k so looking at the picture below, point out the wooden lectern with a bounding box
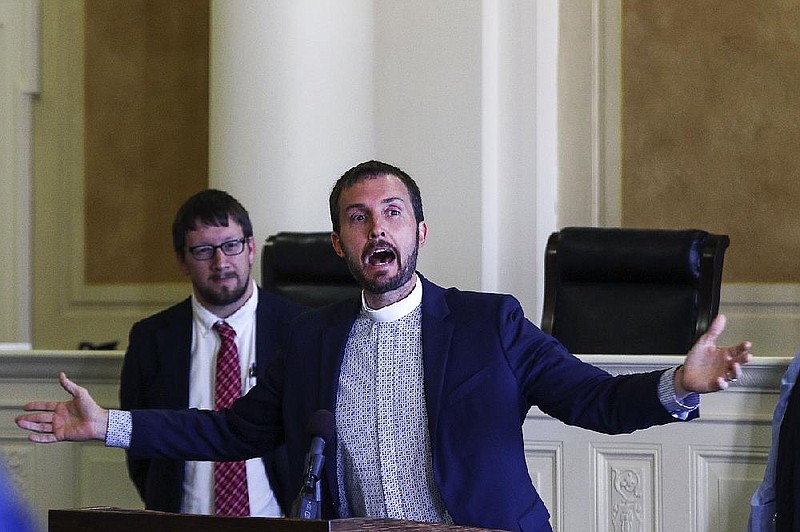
[48,507,507,532]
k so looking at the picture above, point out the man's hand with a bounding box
[676,314,753,395]
[15,372,109,443]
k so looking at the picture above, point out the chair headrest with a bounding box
[263,231,355,283]
[555,227,708,283]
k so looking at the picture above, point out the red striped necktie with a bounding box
[212,321,250,516]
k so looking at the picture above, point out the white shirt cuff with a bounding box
[658,366,700,420]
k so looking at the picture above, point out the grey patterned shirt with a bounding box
[334,279,451,522]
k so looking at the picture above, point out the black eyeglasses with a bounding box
[186,238,248,261]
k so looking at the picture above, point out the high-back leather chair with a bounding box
[540,227,729,354]
[262,231,361,308]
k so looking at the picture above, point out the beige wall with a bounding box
[0,0,35,347]
[32,1,192,350]
[621,0,800,284]
[83,0,209,285]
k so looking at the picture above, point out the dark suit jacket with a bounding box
[776,372,800,531]
[119,287,307,513]
[129,275,690,531]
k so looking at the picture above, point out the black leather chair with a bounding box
[261,231,361,307]
[540,227,729,354]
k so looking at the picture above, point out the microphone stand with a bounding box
[291,409,334,519]
[290,449,324,519]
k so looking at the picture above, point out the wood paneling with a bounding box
[84,0,209,284]
[33,1,194,349]
[621,1,800,282]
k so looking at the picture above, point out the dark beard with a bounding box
[196,277,248,307]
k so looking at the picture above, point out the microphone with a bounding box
[290,409,336,519]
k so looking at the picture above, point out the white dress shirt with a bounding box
[183,281,282,517]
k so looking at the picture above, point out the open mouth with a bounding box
[367,247,396,265]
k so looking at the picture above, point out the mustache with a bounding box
[209,272,238,281]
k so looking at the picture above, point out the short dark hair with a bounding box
[171,189,253,254]
[329,160,424,233]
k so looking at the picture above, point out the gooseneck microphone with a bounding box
[290,409,336,519]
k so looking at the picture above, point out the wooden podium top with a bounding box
[49,507,507,532]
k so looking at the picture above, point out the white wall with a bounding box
[210,1,560,320]
[373,1,484,293]
[209,0,376,239]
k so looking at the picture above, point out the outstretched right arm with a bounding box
[18,370,283,462]
[15,372,109,443]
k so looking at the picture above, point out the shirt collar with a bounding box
[362,276,423,322]
[191,279,258,335]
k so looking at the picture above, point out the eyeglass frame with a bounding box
[185,237,249,261]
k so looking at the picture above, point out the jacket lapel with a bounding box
[254,290,276,369]
[316,282,452,514]
[155,299,193,407]
[419,277,453,451]
[317,299,361,512]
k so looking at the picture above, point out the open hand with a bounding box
[676,314,752,394]
[15,372,109,443]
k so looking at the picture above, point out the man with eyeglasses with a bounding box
[118,189,307,518]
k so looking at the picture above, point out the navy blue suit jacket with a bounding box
[128,275,689,531]
[120,287,307,513]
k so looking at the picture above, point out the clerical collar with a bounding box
[362,277,423,322]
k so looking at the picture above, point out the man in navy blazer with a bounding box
[253,274,696,529]
[120,290,304,513]
[119,189,306,516]
[18,161,752,532]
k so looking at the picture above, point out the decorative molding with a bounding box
[0,349,782,529]
[0,350,123,383]
[0,0,36,344]
[611,467,645,530]
[32,1,191,349]
[595,445,659,532]
[595,0,622,227]
[575,354,788,392]
[0,349,140,528]
[523,355,788,428]
[1,443,35,502]
[692,446,770,531]
[524,440,563,532]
